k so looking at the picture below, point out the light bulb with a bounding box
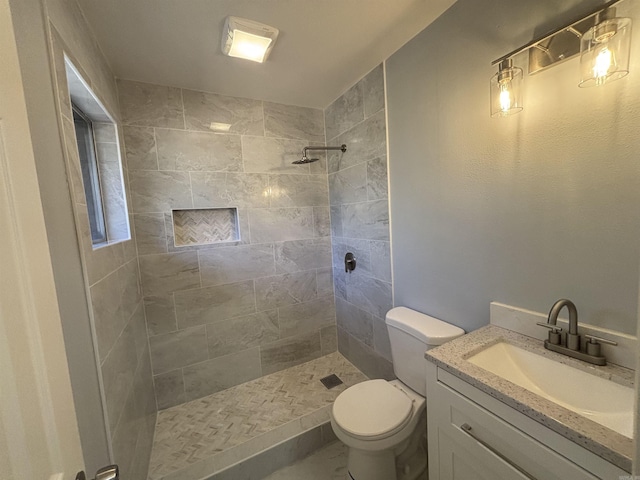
[499,84,512,112]
[593,47,612,85]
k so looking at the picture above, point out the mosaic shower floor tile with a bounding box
[147,352,367,480]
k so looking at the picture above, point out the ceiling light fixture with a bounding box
[490,0,632,117]
[221,16,279,63]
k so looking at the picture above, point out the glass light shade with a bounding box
[227,30,272,63]
[490,60,523,117]
[579,17,632,87]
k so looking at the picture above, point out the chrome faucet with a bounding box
[548,299,579,350]
[537,299,617,366]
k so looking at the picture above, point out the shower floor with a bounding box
[147,352,367,480]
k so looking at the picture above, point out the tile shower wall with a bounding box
[118,80,337,409]
[46,8,156,480]
[325,65,394,379]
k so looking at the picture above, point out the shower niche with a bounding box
[171,208,240,247]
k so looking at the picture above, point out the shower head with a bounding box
[292,144,347,165]
[292,156,319,165]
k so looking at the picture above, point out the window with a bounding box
[73,104,107,245]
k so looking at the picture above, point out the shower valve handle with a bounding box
[345,252,356,273]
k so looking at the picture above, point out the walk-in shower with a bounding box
[293,144,347,164]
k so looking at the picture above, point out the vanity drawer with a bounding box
[430,378,600,480]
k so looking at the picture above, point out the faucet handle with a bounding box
[584,334,617,346]
[536,322,562,345]
[584,334,617,357]
[536,322,562,333]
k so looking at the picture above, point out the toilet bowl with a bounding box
[331,307,464,480]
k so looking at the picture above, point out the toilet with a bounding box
[330,306,464,480]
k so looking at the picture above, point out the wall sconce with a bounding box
[579,8,632,87]
[490,59,523,117]
[490,0,632,117]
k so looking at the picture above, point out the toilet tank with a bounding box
[385,307,464,396]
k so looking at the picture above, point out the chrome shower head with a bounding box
[292,155,319,165]
[292,144,347,165]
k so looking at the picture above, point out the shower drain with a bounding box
[320,374,343,389]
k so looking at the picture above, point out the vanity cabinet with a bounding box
[426,362,628,480]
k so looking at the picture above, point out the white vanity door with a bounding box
[437,428,531,480]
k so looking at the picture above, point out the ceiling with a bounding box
[75,0,456,109]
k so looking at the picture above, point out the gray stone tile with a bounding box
[138,252,200,296]
[370,240,392,282]
[367,157,388,201]
[94,122,117,143]
[337,326,350,356]
[199,244,275,287]
[269,174,328,208]
[332,237,371,276]
[316,268,334,297]
[119,259,142,323]
[346,332,395,381]
[207,310,279,359]
[278,296,336,338]
[149,326,208,374]
[313,207,331,237]
[248,207,314,243]
[130,304,148,364]
[362,64,385,118]
[134,213,167,255]
[191,172,269,208]
[155,129,242,172]
[183,89,263,135]
[132,347,156,418]
[333,267,347,302]
[264,102,324,143]
[183,347,262,401]
[174,280,256,329]
[129,415,155,480]
[260,331,322,375]
[154,369,185,410]
[111,389,139,479]
[325,81,364,141]
[255,271,317,311]
[274,238,331,274]
[330,206,343,238]
[129,170,193,213]
[335,297,374,347]
[90,270,125,362]
[144,295,177,336]
[344,273,392,319]
[341,199,390,241]
[118,80,183,129]
[328,109,386,173]
[309,151,328,175]
[101,320,137,432]
[123,126,157,170]
[320,325,338,355]
[373,315,392,362]
[329,163,367,205]
[242,136,309,174]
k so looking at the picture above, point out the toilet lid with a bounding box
[332,380,413,439]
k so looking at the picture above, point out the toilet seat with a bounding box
[332,379,413,441]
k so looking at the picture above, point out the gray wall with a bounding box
[118,80,337,409]
[386,0,640,334]
[326,65,395,379]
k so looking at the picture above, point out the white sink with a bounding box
[467,341,634,438]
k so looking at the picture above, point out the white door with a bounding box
[0,0,86,478]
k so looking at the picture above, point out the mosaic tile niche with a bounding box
[172,208,240,247]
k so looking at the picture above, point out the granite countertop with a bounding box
[425,325,635,472]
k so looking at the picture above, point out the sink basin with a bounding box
[467,341,634,438]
